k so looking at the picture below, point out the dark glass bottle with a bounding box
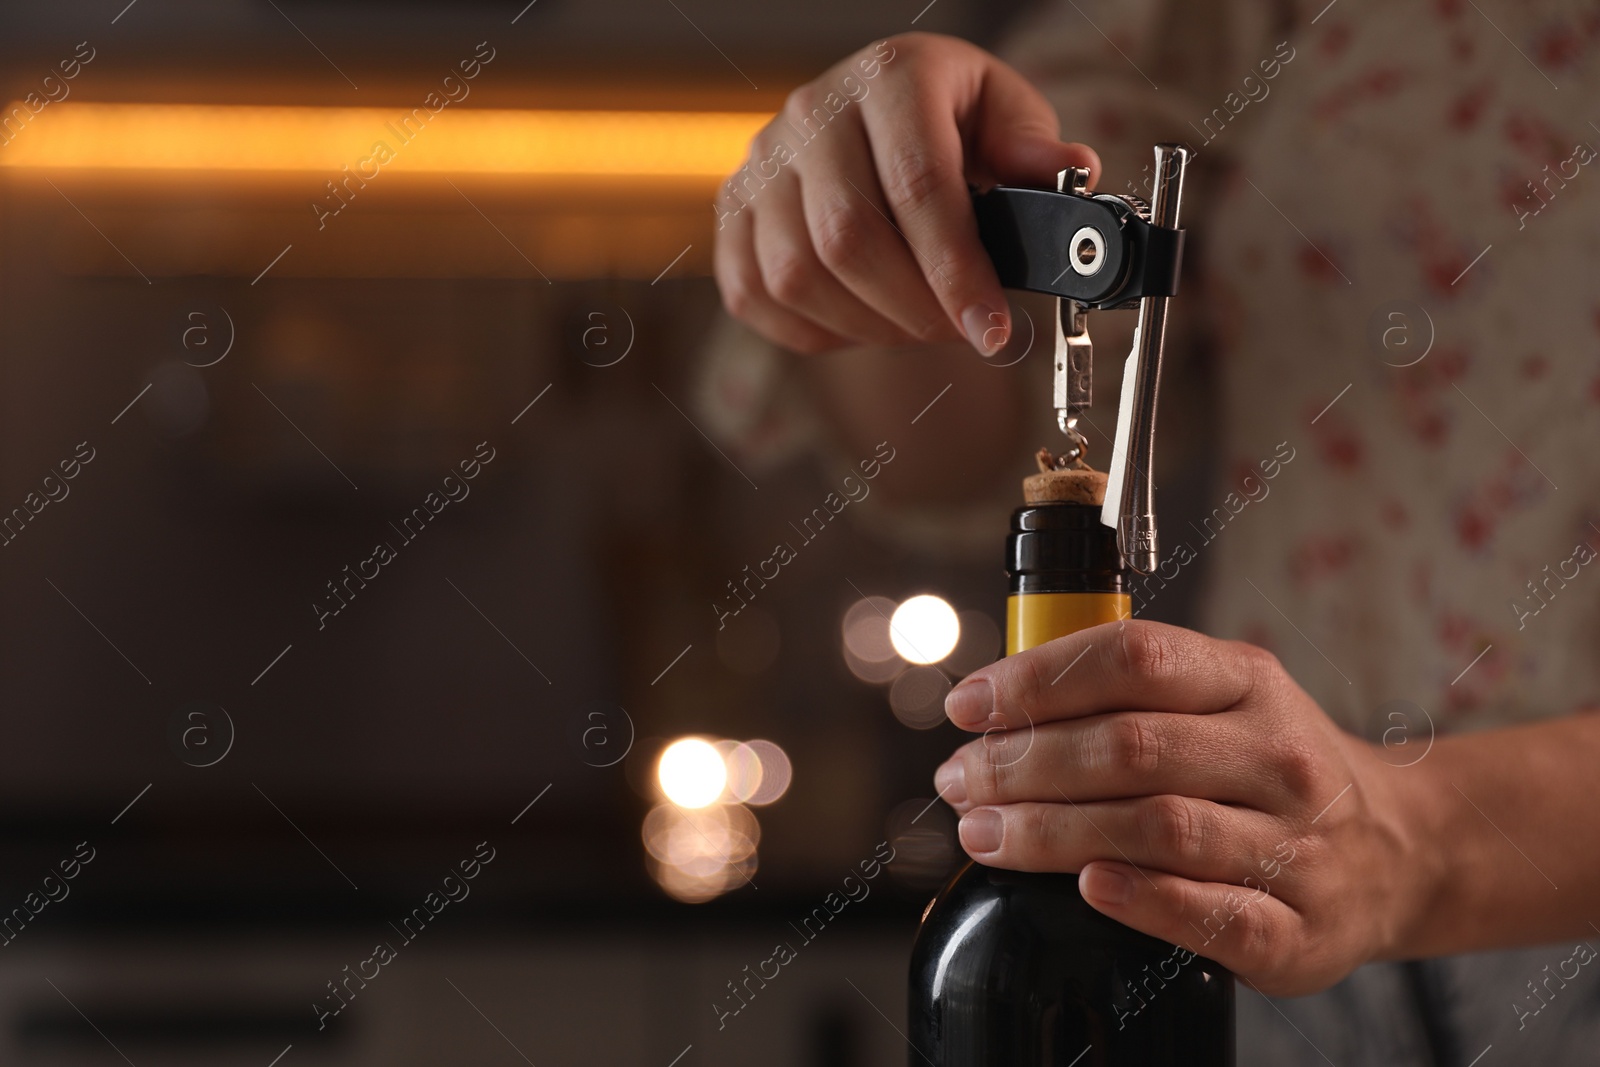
[907,501,1235,1066]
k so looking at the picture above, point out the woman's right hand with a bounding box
[712,32,1101,357]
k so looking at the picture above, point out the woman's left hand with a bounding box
[933,618,1431,996]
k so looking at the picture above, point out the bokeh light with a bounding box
[889,594,961,664]
[842,596,899,661]
[718,740,763,803]
[649,853,757,904]
[656,737,727,808]
[642,802,760,866]
[889,666,952,730]
[843,644,904,685]
[842,596,904,683]
[644,737,791,902]
[741,739,792,805]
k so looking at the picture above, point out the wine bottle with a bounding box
[907,478,1235,1065]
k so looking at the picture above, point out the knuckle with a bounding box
[879,32,919,59]
[1139,795,1206,863]
[716,274,751,321]
[743,125,774,171]
[715,258,757,321]
[1002,649,1054,723]
[1195,885,1266,962]
[862,33,919,74]
[1007,647,1049,698]
[1274,738,1321,799]
[1113,622,1178,682]
[966,737,1029,805]
[882,143,949,217]
[964,747,1003,804]
[1240,641,1282,675]
[760,246,814,306]
[1229,894,1278,969]
[1215,891,1254,946]
[1233,640,1282,697]
[1100,714,1162,776]
[811,196,872,271]
[1016,804,1058,864]
[781,84,822,125]
[730,125,782,193]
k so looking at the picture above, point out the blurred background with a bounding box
[0,2,1212,1064]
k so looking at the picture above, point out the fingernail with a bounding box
[934,759,967,806]
[962,304,1005,355]
[1080,864,1133,906]
[944,678,993,728]
[959,809,1003,854]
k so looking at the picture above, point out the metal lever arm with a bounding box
[1104,143,1192,575]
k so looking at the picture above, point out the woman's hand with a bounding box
[933,619,1433,997]
[713,32,1100,356]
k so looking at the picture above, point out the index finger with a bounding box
[861,53,1097,354]
[943,620,1260,732]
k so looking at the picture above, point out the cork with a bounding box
[1023,467,1108,505]
[1023,446,1108,505]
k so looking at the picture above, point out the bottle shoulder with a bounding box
[907,863,1236,1064]
[912,862,1179,960]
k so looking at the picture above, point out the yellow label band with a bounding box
[1006,592,1132,655]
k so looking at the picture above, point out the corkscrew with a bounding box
[972,143,1192,575]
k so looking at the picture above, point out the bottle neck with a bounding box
[1005,503,1130,655]
[1006,592,1131,655]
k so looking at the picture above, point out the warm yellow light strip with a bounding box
[0,103,767,176]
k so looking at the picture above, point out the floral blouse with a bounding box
[1002,0,1600,1061]
[1002,0,1600,740]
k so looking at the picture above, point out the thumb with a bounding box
[968,63,1102,189]
[982,134,1102,192]
[1078,860,1297,992]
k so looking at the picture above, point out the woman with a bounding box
[710,3,1600,1062]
